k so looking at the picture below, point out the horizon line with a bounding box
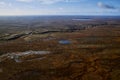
[0,14,120,17]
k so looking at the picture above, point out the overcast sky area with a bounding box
[0,0,120,16]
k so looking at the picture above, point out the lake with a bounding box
[72,18,92,21]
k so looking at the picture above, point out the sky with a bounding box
[0,0,120,16]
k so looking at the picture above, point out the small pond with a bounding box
[59,40,71,45]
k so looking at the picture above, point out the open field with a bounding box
[0,16,120,80]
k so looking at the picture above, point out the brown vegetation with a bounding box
[0,19,120,80]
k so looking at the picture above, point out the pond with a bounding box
[59,40,71,45]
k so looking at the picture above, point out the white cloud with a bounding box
[17,0,33,2]
[97,2,116,9]
[38,0,64,4]
[16,0,65,4]
[59,7,63,10]
[0,2,7,7]
[0,1,12,8]
[16,0,82,4]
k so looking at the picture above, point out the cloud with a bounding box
[0,2,12,8]
[38,0,64,4]
[16,0,67,4]
[97,2,116,9]
[17,0,33,2]
[16,0,83,4]
[59,7,63,10]
[0,2,7,7]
